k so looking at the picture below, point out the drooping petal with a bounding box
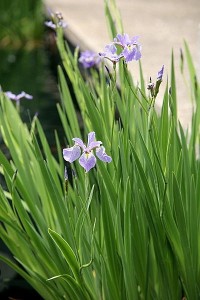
[96,146,112,163]
[99,44,122,63]
[122,47,136,62]
[44,21,56,29]
[63,145,81,163]
[45,18,67,30]
[105,44,117,54]
[122,45,141,62]
[79,152,96,172]
[134,45,142,60]
[19,91,33,100]
[5,91,33,101]
[5,91,17,100]
[72,138,86,150]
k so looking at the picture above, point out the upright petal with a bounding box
[96,146,112,163]
[87,132,96,145]
[87,141,102,151]
[63,145,81,163]
[87,132,102,151]
[79,152,96,172]
[115,33,131,47]
[72,138,86,150]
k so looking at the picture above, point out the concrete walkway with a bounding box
[45,0,200,127]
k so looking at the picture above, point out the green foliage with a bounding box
[0,1,200,299]
[0,0,44,49]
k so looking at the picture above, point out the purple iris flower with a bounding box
[99,44,123,63]
[45,21,56,29]
[114,33,141,62]
[79,50,101,68]
[63,132,112,172]
[114,33,138,47]
[45,20,67,29]
[147,65,164,98]
[45,12,67,30]
[157,65,164,81]
[5,91,33,102]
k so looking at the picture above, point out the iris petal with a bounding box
[87,132,96,146]
[87,141,102,151]
[72,138,86,150]
[79,152,96,172]
[79,51,100,69]
[63,145,81,163]
[157,65,164,81]
[96,146,112,163]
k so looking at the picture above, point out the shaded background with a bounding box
[0,0,62,146]
[0,1,62,298]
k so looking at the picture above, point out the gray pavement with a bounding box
[45,0,200,128]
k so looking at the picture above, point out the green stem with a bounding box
[123,62,148,114]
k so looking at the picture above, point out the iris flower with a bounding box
[79,50,101,68]
[63,132,112,172]
[99,34,141,64]
[147,65,164,98]
[157,65,164,81]
[45,20,67,29]
[45,12,67,30]
[114,34,141,62]
[5,91,33,102]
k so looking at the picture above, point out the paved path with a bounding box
[45,0,200,127]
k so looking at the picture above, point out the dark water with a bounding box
[0,31,65,298]
[0,0,69,295]
[0,34,64,149]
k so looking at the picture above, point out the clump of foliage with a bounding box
[0,1,199,299]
